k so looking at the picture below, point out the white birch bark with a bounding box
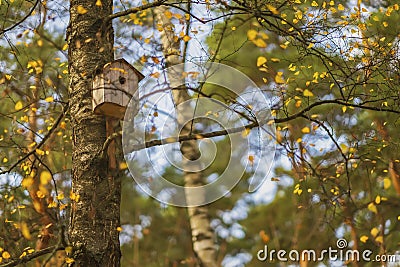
[154,6,218,267]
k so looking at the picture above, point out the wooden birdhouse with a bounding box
[92,58,144,119]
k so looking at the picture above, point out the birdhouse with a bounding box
[92,58,144,119]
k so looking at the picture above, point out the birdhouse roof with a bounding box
[105,58,145,81]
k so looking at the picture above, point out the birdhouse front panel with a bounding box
[92,58,143,119]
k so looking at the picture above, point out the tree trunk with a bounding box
[67,0,121,265]
[154,6,218,267]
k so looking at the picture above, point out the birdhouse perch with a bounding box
[92,58,144,119]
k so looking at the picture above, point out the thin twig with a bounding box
[0,103,69,175]
[0,0,40,36]
[0,246,64,267]
[106,0,166,23]
[126,99,400,151]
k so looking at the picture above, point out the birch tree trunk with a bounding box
[154,6,218,267]
[67,0,121,265]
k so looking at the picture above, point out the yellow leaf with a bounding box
[342,106,347,113]
[183,35,191,42]
[70,191,80,202]
[307,43,314,49]
[257,56,267,67]
[2,251,10,259]
[375,236,383,243]
[303,89,314,97]
[247,29,258,41]
[15,101,23,111]
[62,43,68,50]
[259,230,270,243]
[45,96,54,102]
[20,115,28,123]
[275,72,285,84]
[360,235,368,243]
[266,4,279,14]
[40,171,52,185]
[164,10,172,19]
[311,1,318,7]
[370,227,379,237]
[383,178,391,189]
[368,202,377,214]
[56,192,64,200]
[116,226,122,232]
[20,222,31,240]
[241,128,251,137]
[174,13,182,19]
[36,190,46,199]
[375,195,381,204]
[253,38,267,48]
[119,162,128,170]
[271,58,280,62]
[259,32,269,40]
[76,5,87,15]
[338,4,345,10]
[37,39,43,47]
[77,5,88,14]
[36,149,45,156]
[297,189,303,195]
[301,127,310,133]
[150,72,160,78]
[248,155,254,164]
[65,257,75,264]
[65,246,73,254]
[95,0,101,6]
[22,177,34,188]
[2,157,8,163]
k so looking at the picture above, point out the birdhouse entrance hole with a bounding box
[119,76,126,85]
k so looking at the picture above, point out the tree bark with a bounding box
[67,0,120,265]
[154,6,218,267]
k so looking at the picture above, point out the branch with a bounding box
[166,3,246,24]
[130,122,258,151]
[106,0,167,23]
[0,246,64,267]
[128,99,399,151]
[275,99,400,124]
[164,3,206,24]
[0,0,40,36]
[0,103,69,175]
[101,131,121,157]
